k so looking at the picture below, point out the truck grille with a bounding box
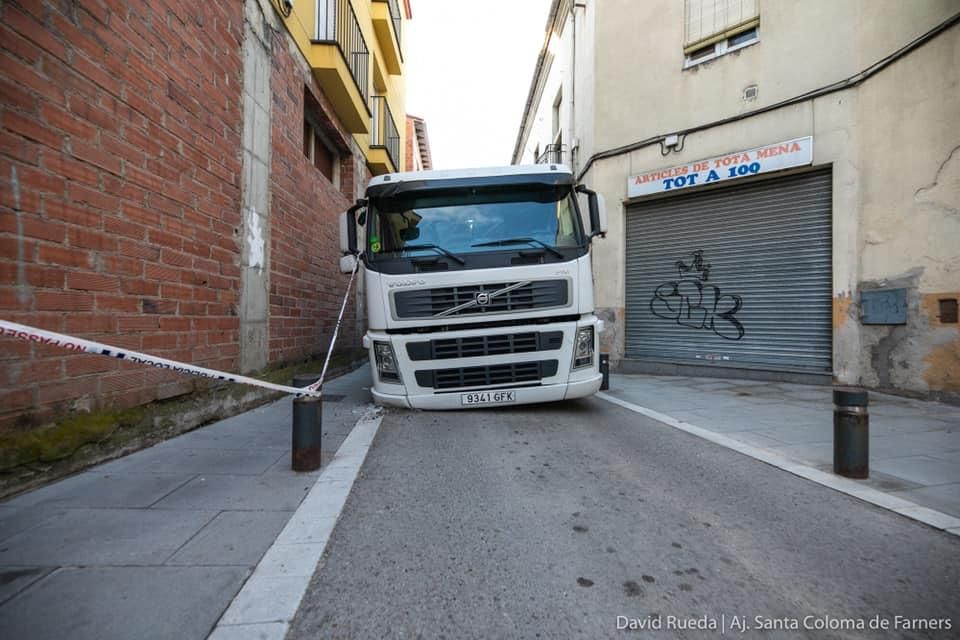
[394,279,568,319]
[406,331,563,361]
[415,360,559,390]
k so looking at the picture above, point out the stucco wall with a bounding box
[515,1,597,171]
[852,29,959,397]
[588,0,957,158]
[517,0,959,399]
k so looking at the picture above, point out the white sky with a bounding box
[405,0,553,169]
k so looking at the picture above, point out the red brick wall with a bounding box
[267,29,365,365]
[0,1,364,428]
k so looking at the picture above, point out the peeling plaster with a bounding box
[596,306,625,361]
[832,291,857,384]
[245,206,265,272]
[856,268,960,397]
[870,324,910,390]
[858,269,924,392]
[923,333,960,396]
[861,267,924,292]
[920,292,960,396]
[832,292,853,330]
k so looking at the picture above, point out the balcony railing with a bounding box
[316,0,370,104]
[536,143,566,165]
[371,95,400,171]
[374,0,402,49]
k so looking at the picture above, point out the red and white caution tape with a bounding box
[315,254,360,392]
[1,255,362,398]
[0,319,322,398]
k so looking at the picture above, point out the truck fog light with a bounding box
[374,341,401,382]
[572,327,595,369]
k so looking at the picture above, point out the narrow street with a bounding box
[2,2,958,640]
[286,398,960,639]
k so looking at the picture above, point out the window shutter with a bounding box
[314,132,335,180]
[684,0,759,53]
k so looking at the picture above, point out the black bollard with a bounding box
[599,353,610,391]
[833,387,869,478]
[291,373,322,472]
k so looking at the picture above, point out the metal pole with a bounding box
[599,353,610,391]
[833,387,869,478]
[292,373,322,472]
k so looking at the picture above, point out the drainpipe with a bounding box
[571,1,585,173]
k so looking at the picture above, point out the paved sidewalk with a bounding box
[2,368,957,639]
[0,366,374,640]
[602,373,960,526]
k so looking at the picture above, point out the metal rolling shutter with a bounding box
[624,169,832,373]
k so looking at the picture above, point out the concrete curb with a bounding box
[208,406,385,640]
[597,392,960,537]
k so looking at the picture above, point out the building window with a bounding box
[684,0,759,68]
[303,86,341,186]
[303,119,338,185]
[552,88,562,141]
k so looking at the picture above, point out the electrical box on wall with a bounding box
[861,288,908,325]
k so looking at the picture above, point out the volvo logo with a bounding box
[433,281,532,318]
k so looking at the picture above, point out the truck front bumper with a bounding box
[371,373,603,410]
[366,316,603,410]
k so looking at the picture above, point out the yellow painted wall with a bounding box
[283,1,407,171]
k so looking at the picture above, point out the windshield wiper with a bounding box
[400,243,465,265]
[472,237,564,259]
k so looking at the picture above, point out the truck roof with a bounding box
[366,164,574,199]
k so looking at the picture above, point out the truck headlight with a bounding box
[374,341,401,382]
[572,327,595,370]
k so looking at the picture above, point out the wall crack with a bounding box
[915,144,960,217]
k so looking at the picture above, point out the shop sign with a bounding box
[627,136,813,198]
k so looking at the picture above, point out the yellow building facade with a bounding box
[281,0,409,174]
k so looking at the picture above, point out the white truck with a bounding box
[339,164,607,409]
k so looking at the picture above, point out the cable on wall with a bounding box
[575,10,960,182]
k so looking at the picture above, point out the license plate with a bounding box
[460,390,517,406]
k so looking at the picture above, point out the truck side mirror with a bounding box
[576,186,607,240]
[339,210,356,254]
[592,192,607,238]
[339,254,359,274]
[339,199,367,254]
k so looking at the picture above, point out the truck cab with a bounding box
[340,164,607,409]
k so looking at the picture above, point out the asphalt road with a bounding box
[287,397,960,639]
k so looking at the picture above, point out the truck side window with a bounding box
[376,210,423,252]
[555,197,579,247]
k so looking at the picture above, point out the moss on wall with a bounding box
[0,350,366,499]
[0,407,145,471]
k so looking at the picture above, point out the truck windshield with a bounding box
[366,185,584,261]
